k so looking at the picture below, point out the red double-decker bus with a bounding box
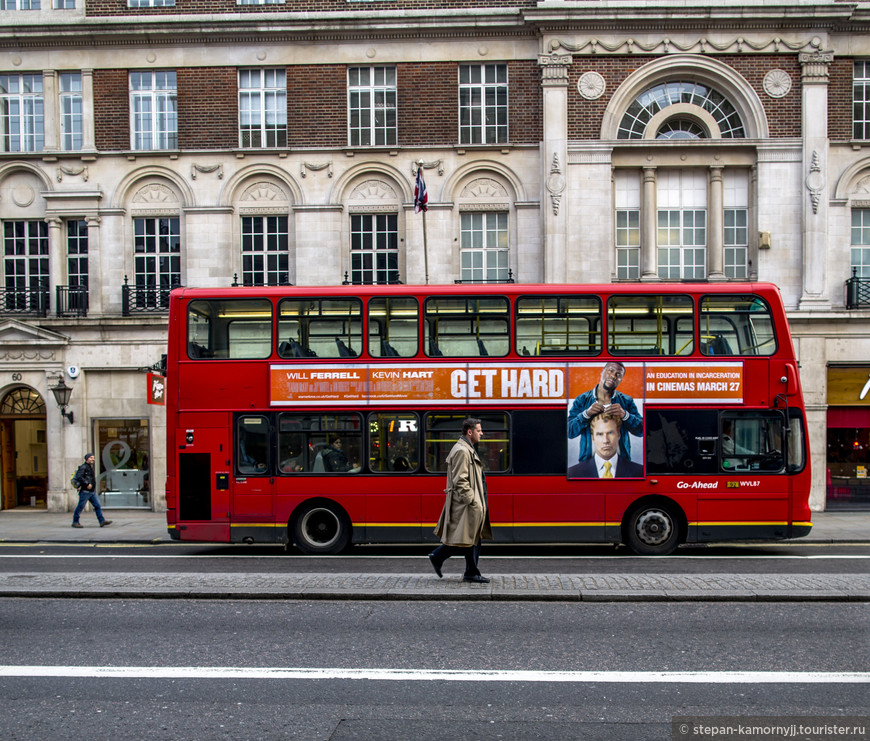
[165,282,811,556]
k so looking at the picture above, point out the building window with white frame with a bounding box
[615,170,641,280]
[348,66,397,147]
[53,0,75,7]
[460,211,509,282]
[3,221,49,312]
[67,219,88,288]
[855,62,870,140]
[59,72,82,151]
[657,169,707,280]
[350,213,399,285]
[851,209,870,278]
[130,71,177,150]
[0,0,40,8]
[241,216,289,286]
[133,217,180,303]
[0,74,44,152]
[459,64,508,145]
[128,0,174,6]
[237,0,281,4]
[723,170,749,279]
[239,69,287,148]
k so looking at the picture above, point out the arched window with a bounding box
[0,387,45,415]
[618,81,745,140]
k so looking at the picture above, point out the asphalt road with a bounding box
[1,598,868,741]
[1,542,869,576]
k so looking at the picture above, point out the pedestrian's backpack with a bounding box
[70,470,78,488]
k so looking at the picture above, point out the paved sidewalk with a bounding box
[0,509,867,602]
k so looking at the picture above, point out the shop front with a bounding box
[827,366,870,510]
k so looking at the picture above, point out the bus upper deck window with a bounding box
[607,294,694,356]
[424,296,509,358]
[515,295,601,356]
[368,297,419,358]
[700,295,776,356]
[187,299,272,359]
[278,298,363,359]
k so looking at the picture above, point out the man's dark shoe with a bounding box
[428,553,443,578]
[71,522,83,528]
[462,574,490,584]
[100,520,113,527]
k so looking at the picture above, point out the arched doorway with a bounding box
[0,387,47,509]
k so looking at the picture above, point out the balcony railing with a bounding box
[122,276,179,316]
[0,284,49,317]
[846,268,870,309]
[454,270,514,285]
[56,285,89,318]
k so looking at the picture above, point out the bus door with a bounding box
[176,426,231,542]
[232,415,275,538]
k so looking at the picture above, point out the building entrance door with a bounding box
[0,387,48,509]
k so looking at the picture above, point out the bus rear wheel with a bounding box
[625,502,681,556]
[292,502,351,555]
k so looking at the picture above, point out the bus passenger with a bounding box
[568,413,643,478]
[568,361,643,463]
[428,418,492,583]
[322,437,360,473]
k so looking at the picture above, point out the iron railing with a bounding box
[122,276,179,316]
[454,270,514,284]
[56,285,89,317]
[0,283,49,317]
[846,268,870,309]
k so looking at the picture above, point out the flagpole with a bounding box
[422,208,429,285]
[418,160,429,285]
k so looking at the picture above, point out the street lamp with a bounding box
[50,376,74,425]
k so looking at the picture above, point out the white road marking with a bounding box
[0,554,868,561]
[0,666,868,683]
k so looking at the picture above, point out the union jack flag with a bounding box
[414,166,428,214]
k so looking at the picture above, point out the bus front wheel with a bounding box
[292,502,351,555]
[624,502,681,556]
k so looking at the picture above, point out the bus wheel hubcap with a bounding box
[636,510,672,546]
[301,508,339,547]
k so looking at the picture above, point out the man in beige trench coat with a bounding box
[428,418,493,583]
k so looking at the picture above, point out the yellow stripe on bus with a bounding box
[220,521,806,529]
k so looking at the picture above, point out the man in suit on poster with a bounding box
[568,413,643,478]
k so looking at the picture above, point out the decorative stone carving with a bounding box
[350,180,398,202]
[133,183,178,204]
[300,161,333,178]
[409,160,443,177]
[241,182,287,202]
[805,150,825,215]
[577,71,606,100]
[11,184,35,207]
[546,154,566,216]
[538,54,572,86]
[763,69,792,98]
[56,165,89,183]
[550,36,823,56]
[190,163,223,180]
[460,178,508,200]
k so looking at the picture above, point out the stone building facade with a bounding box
[1,0,869,515]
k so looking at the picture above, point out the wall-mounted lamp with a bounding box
[50,376,74,425]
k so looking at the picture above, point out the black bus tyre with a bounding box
[624,502,681,556]
[292,502,351,555]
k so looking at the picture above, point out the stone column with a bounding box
[46,217,63,315]
[42,70,58,153]
[538,54,571,284]
[708,165,726,280]
[86,215,102,314]
[81,69,96,154]
[799,51,833,309]
[641,166,658,280]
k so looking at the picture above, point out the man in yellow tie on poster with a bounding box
[567,413,643,479]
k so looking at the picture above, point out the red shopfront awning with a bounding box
[827,407,870,429]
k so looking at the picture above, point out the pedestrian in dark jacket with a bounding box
[71,452,111,528]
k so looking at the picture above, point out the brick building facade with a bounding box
[0,0,868,515]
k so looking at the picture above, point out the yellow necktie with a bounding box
[603,461,613,478]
